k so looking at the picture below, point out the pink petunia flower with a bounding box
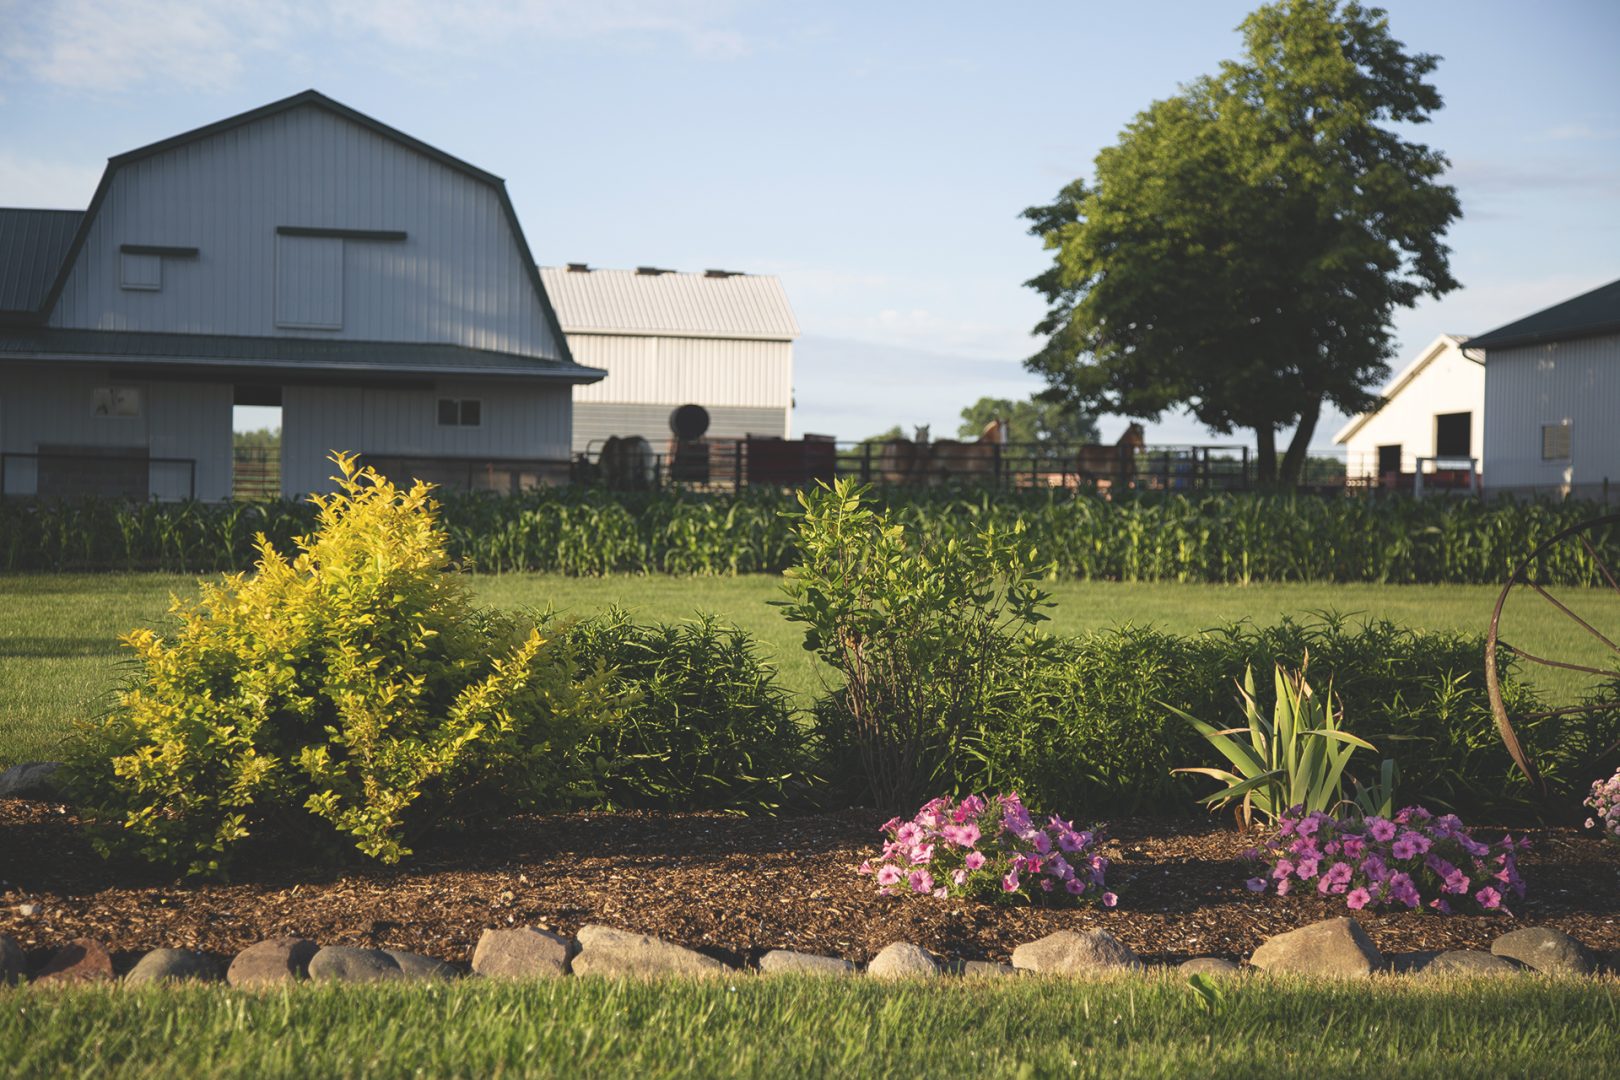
[1345,888,1372,910]
[1101,892,1118,908]
[909,869,934,894]
[1474,886,1502,910]
[1002,869,1021,893]
[877,865,902,887]
[964,850,987,871]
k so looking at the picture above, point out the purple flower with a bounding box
[1065,878,1088,896]
[1030,830,1052,855]
[1101,892,1118,908]
[1387,872,1420,909]
[1367,818,1397,842]
[1340,837,1365,859]
[1272,858,1295,880]
[1475,886,1502,910]
[1059,830,1091,853]
[1345,887,1372,910]
[1295,815,1321,838]
[1391,831,1430,860]
[1245,877,1268,892]
[1295,857,1320,880]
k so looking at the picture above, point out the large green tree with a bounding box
[1023,0,1460,485]
[957,395,1099,456]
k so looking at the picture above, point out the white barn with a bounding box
[0,91,603,501]
[538,265,798,455]
[1473,278,1620,500]
[1333,334,1483,488]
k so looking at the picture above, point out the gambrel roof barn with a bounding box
[0,90,603,500]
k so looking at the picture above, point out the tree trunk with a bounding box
[1279,396,1323,488]
[1254,425,1277,485]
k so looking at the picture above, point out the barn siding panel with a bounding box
[1483,333,1620,496]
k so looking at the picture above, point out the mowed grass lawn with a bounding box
[3,571,1619,766]
[4,975,1616,1079]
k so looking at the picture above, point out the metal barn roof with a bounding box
[1468,277,1620,352]
[538,266,799,341]
[0,209,83,320]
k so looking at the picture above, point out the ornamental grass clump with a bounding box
[1243,806,1529,914]
[859,794,1115,907]
[1586,769,1620,842]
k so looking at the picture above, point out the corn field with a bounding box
[2,488,1618,584]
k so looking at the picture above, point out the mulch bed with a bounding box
[3,800,1617,972]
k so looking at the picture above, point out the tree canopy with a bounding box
[957,395,1099,454]
[1023,0,1460,485]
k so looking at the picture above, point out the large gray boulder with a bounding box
[0,935,26,986]
[1178,957,1242,977]
[1490,928,1594,975]
[572,925,728,978]
[125,949,220,985]
[471,927,575,980]
[385,950,459,981]
[0,762,63,800]
[36,938,114,984]
[957,960,1019,978]
[1415,950,1523,977]
[1011,930,1142,975]
[308,946,403,984]
[758,950,858,977]
[866,942,939,979]
[1248,918,1381,978]
[226,937,319,987]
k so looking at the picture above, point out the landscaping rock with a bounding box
[308,946,403,984]
[36,938,114,985]
[0,762,62,800]
[1248,918,1381,978]
[226,937,319,987]
[1011,930,1142,975]
[125,949,220,985]
[14,904,39,918]
[758,950,858,977]
[1491,928,1593,975]
[572,925,728,979]
[471,927,574,980]
[866,942,939,979]
[1178,957,1242,977]
[1416,950,1522,977]
[0,935,24,986]
[385,950,459,981]
[1385,951,1440,975]
[958,960,1019,978]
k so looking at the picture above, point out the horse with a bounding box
[880,418,1005,486]
[1075,423,1144,491]
[599,435,657,490]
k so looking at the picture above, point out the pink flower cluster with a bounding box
[859,794,1115,907]
[1243,805,1528,915]
[1585,769,1620,843]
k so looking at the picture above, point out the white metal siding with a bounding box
[1339,338,1484,477]
[568,334,791,410]
[50,104,563,359]
[0,364,231,500]
[1483,333,1620,495]
[281,379,571,496]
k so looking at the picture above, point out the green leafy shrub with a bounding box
[65,454,615,876]
[778,479,1051,808]
[560,609,810,812]
[1169,663,1384,828]
[920,616,1595,822]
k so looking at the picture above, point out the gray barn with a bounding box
[0,90,603,500]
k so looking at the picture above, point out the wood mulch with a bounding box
[2,800,1617,972]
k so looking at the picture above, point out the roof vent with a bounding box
[704,269,743,278]
[636,266,675,276]
[566,262,590,272]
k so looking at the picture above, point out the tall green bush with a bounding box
[561,609,810,812]
[778,479,1051,808]
[66,454,616,876]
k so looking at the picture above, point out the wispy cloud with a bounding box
[1447,158,1620,198]
[1541,122,1618,142]
[1,0,750,94]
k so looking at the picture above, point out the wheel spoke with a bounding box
[1579,534,1620,596]
[1496,640,1614,677]
[1526,581,1620,657]
[1513,701,1620,722]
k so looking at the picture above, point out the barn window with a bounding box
[1434,412,1471,458]
[119,252,161,291]
[437,398,482,427]
[1541,423,1571,461]
[274,234,343,329]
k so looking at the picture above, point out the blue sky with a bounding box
[2,0,1616,447]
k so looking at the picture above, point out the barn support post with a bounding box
[861,443,872,484]
[735,440,743,494]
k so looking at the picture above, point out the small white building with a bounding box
[538,265,798,455]
[1473,278,1620,500]
[1333,334,1483,487]
[0,90,603,500]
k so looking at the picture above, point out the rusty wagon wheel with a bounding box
[1486,513,1620,796]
